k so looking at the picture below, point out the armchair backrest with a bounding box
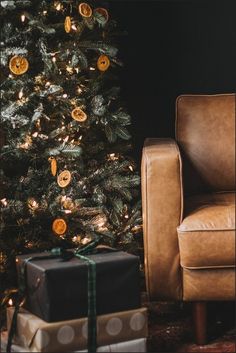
[175,94,235,195]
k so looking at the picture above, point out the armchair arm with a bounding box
[141,138,183,300]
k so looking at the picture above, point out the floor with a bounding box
[145,299,236,352]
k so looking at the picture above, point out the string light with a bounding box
[1,198,7,207]
[89,67,96,71]
[8,299,13,306]
[52,57,56,63]
[18,89,24,99]
[32,132,38,137]
[54,1,62,11]
[129,165,134,171]
[62,94,68,98]
[43,10,47,15]
[21,14,26,22]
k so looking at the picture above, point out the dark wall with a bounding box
[110,0,236,161]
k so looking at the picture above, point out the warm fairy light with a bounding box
[18,89,24,99]
[77,86,82,94]
[64,136,69,143]
[8,299,13,306]
[62,94,68,98]
[75,68,79,74]
[52,57,56,63]
[54,1,62,11]
[79,135,83,140]
[89,67,96,71]
[45,81,51,87]
[21,14,26,22]
[129,165,134,171]
[71,24,77,31]
[71,139,74,143]
[124,214,129,219]
[43,10,47,15]
[32,132,38,137]
[66,66,73,74]
[108,153,119,161]
[1,198,7,207]
[16,258,19,263]
[64,210,72,214]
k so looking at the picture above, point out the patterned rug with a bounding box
[145,299,236,352]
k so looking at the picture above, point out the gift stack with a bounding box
[3,249,148,352]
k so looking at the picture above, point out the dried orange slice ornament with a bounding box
[48,157,57,176]
[97,55,110,72]
[78,3,92,17]
[94,8,109,25]
[52,218,67,235]
[9,56,29,75]
[71,107,87,122]
[64,16,72,33]
[57,170,72,188]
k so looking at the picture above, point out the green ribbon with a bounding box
[7,239,100,353]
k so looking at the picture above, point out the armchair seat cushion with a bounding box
[177,192,235,269]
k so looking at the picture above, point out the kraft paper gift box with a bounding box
[16,250,140,322]
[7,307,148,352]
[1,332,147,352]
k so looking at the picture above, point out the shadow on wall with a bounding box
[110,0,236,162]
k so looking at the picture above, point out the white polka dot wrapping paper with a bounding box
[6,307,148,352]
[1,331,147,353]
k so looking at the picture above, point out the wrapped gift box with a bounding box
[1,331,147,353]
[7,307,148,352]
[16,250,140,322]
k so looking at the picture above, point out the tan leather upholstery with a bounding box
[141,138,183,300]
[141,94,235,302]
[178,192,235,268]
[183,268,235,301]
[176,94,235,195]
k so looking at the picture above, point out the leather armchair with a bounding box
[141,94,235,344]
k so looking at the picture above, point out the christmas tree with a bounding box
[0,0,142,300]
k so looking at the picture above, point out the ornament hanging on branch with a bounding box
[57,170,72,188]
[97,55,110,72]
[78,2,94,29]
[71,107,87,122]
[94,8,109,26]
[48,157,57,176]
[52,218,67,235]
[9,56,29,75]
[64,16,72,33]
[78,3,92,18]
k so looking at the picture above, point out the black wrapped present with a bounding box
[16,250,141,322]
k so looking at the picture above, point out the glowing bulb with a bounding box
[55,3,62,11]
[45,81,51,87]
[8,299,13,306]
[89,67,95,71]
[43,10,47,15]
[32,132,38,137]
[52,57,56,63]
[21,14,26,22]
[71,24,77,31]
[124,214,129,219]
[64,210,72,214]
[18,90,23,99]
[64,136,69,143]
[62,94,68,98]
[1,198,7,207]
[129,165,134,171]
